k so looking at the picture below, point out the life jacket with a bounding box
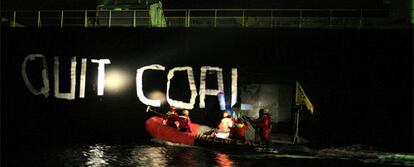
[164,111,179,127]
[231,122,248,140]
[258,114,271,140]
[256,114,272,140]
[178,116,191,133]
[218,117,233,132]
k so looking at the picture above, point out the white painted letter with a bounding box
[199,66,224,108]
[79,58,87,98]
[21,54,50,98]
[54,56,76,100]
[166,67,197,109]
[231,68,238,107]
[136,64,165,107]
[91,59,111,96]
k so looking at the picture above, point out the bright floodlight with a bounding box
[148,90,166,104]
[105,69,130,93]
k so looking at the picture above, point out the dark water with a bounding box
[13,140,413,167]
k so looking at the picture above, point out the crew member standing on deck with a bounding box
[255,108,272,145]
[178,110,192,133]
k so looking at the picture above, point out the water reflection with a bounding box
[83,144,110,167]
[215,152,234,167]
[130,146,169,167]
[75,143,211,167]
[129,145,206,166]
[48,143,412,167]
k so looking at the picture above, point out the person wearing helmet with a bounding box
[231,105,241,122]
[178,110,192,133]
[163,106,180,130]
[255,108,272,145]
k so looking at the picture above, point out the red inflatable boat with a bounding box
[145,116,201,145]
[145,116,268,148]
[145,116,312,154]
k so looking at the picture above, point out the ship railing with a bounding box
[1,9,410,28]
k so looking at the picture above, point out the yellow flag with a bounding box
[295,82,314,114]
